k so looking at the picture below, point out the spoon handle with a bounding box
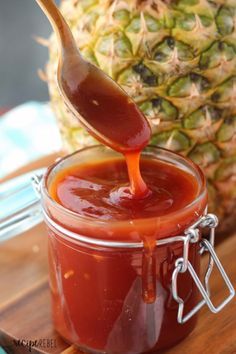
[35,0,77,55]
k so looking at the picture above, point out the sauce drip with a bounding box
[142,240,156,304]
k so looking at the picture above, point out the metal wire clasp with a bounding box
[171,214,235,324]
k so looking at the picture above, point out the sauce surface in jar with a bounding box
[50,157,199,222]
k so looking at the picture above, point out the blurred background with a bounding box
[0,0,60,108]
[0,1,62,178]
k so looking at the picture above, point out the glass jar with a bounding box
[39,146,234,354]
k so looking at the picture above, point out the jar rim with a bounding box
[43,208,204,249]
[41,145,207,229]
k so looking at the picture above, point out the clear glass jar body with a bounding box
[42,146,207,354]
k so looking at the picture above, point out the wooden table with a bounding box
[0,155,235,354]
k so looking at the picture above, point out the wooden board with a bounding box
[0,155,235,354]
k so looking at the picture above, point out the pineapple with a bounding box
[45,0,236,233]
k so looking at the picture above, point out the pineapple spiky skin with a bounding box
[46,0,236,233]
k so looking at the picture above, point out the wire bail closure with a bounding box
[171,214,235,324]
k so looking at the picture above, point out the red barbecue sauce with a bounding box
[40,1,206,351]
[47,49,206,350]
[47,67,205,350]
[50,157,199,303]
[48,34,202,351]
[48,156,203,352]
